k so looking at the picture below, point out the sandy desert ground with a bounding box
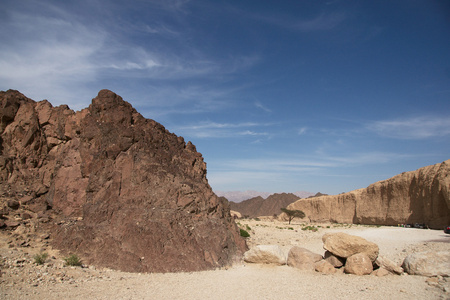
[1,218,449,300]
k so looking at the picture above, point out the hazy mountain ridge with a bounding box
[228,193,304,218]
[215,190,314,203]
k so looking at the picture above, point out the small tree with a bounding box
[280,208,305,224]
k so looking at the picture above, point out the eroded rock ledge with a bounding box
[288,160,450,229]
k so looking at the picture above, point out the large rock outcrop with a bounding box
[0,89,247,273]
[287,160,450,229]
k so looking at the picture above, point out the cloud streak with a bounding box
[367,116,450,139]
[0,1,259,111]
[293,12,347,32]
[254,101,272,113]
[206,150,415,193]
[174,121,272,138]
[214,151,411,173]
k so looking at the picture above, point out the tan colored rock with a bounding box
[287,160,450,229]
[375,255,403,275]
[324,250,344,268]
[315,259,336,274]
[425,277,439,286]
[371,267,390,277]
[344,253,373,275]
[230,210,241,218]
[402,251,450,277]
[244,245,286,265]
[322,233,379,262]
[287,246,323,271]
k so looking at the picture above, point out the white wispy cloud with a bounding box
[212,151,415,175]
[298,127,307,135]
[182,122,260,130]
[248,9,346,32]
[174,121,271,138]
[367,116,450,139]
[0,1,259,111]
[254,101,272,113]
[206,150,418,192]
[0,7,105,108]
[293,12,347,32]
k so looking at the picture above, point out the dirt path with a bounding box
[1,219,449,299]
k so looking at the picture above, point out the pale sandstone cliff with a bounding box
[288,160,450,229]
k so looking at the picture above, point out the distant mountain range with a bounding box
[227,193,304,218]
[215,190,314,203]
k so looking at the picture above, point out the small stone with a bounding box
[7,200,20,210]
[344,253,373,275]
[315,259,336,274]
[426,277,439,286]
[324,251,344,268]
[371,267,390,277]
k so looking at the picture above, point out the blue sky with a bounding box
[1,0,449,195]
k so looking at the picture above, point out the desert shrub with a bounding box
[64,254,82,266]
[239,228,250,238]
[253,217,261,221]
[245,224,251,231]
[287,227,294,230]
[33,252,48,265]
[302,225,318,232]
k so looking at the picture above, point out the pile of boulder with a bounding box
[243,232,449,277]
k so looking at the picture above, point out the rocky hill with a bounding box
[229,193,301,218]
[288,160,450,229]
[216,190,313,203]
[0,89,247,273]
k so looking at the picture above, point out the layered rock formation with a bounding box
[288,160,450,229]
[229,193,300,218]
[0,89,247,273]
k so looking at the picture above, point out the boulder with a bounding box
[324,250,344,268]
[402,251,450,277]
[322,233,379,262]
[375,255,403,275]
[315,259,336,274]
[244,245,286,265]
[287,246,323,271]
[344,253,373,275]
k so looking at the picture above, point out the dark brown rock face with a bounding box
[288,160,450,229]
[0,89,247,273]
[229,193,300,218]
